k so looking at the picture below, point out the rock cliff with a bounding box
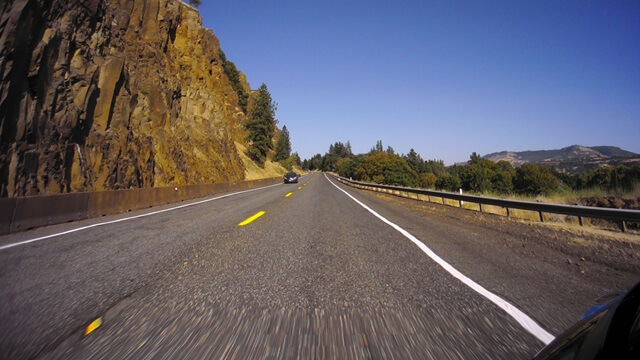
[0,0,252,197]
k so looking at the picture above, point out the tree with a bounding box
[290,152,301,166]
[461,164,493,193]
[371,140,384,153]
[435,175,462,192]
[468,152,483,165]
[491,171,513,194]
[305,154,323,170]
[188,0,201,7]
[424,159,446,177]
[244,83,277,165]
[338,155,364,179]
[419,173,437,188]
[274,125,292,161]
[354,153,419,187]
[404,149,424,174]
[219,50,248,113]
[321,141,353,171]
[513,164,561,196]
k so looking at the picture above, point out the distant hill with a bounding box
[483,145,640,174]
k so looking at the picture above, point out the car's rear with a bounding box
[284,172,298,184]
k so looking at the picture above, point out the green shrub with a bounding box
[513,163,561,195]
[354,152,419,187]
[435,175,461,192]
[419,172,437,189]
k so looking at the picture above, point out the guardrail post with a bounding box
[334,175,640,232]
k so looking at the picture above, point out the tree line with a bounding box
[243,83,299,170]
[302,141,640,197]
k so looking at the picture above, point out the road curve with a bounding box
[0,172,633,359]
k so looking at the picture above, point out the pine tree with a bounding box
[404,148,424,173]
[274,125,292,161]
[219,50,248,113]
[245,83,277,165]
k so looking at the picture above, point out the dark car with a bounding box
[534,281,640,359]
[284,172,298,184]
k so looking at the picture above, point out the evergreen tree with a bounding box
[219,50,249,113]
[291,152,301,166]
[245,83,277,165]
[274,125,292,161]
[404,148,424,174]
[468,152,483,165]
[370,140,384,153]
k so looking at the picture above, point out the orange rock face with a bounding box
[0,0,249,196]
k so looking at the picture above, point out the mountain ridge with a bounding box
[483,145,640,173]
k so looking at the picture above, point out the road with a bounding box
[0,172,635,359]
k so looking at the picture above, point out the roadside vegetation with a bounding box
[303,141,640,208]
[219,49,249,113]
[242,83,301,175]
[244,83,278,166]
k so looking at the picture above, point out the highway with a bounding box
[0,172,637,359]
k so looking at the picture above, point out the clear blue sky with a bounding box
[197,0,640,164]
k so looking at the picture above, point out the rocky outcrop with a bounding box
[0,0,250,197]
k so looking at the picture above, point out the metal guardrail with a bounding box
[334,176,640,232]
[0,177,283,235]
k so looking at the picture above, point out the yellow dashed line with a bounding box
[285,192,293,197]
[85,318,102,335]
[238,211,266,226]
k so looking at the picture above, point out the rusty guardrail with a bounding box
[334,176,640,232]
[0,177,282,235]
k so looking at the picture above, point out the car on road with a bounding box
[534,281,639,359]
[284,172,299,184]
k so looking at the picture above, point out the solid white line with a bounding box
[324,174,555,345]
[0,183,283,251]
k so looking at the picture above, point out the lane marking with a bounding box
[324,174,555,345]
[285,192,293,197]
[238,211,266,226]
[0,183,282,251]
[85,317,102,335]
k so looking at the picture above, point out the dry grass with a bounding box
[344,180,639,236]
[235,142,303,180]
[481,183,640,206]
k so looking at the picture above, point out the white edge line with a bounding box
[0,182,284,251]
[324,173,555,345]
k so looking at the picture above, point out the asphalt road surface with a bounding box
[0,172,634,359]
